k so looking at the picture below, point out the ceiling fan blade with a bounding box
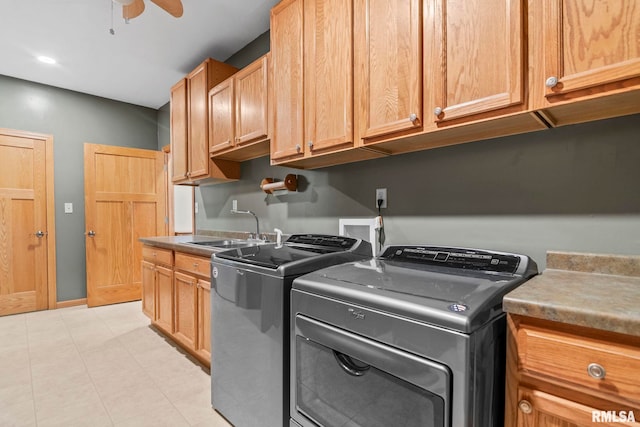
[123,0,145,20]
[150,0,183,17]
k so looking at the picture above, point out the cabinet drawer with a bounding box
[175,252,211,278]
[142,246,173,266]
[517,325,640,402]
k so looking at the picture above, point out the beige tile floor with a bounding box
[0,301,232,427]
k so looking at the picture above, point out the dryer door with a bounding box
[293,315,451,427]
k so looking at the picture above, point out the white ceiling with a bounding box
[0,0,277,109]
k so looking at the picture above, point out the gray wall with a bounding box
[0,75,159,301]
[195,114,640,269]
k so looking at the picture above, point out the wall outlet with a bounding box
[64,202,73,214]
[232,199,238,211]
[375,188,387,209]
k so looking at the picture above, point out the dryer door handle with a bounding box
[333,351,370,376]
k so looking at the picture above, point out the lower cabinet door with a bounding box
[196,279,211,361]
[174,271,197,349]
[155,265,174,332]
[141,261,155,319]
[516,386,639,427]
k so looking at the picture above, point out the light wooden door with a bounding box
[235,55,269,145]
[84,143,166,307]
[429,0,524,123]
[271,0,305,161]
[355,0,422,139]
[304,0,353,153]
[209,78,235,154]
[170,78,188,183]
[0,130,55,316]
[540,0,640,101]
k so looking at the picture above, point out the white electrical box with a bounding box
[339,218,379,256]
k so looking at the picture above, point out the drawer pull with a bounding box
[193,262,199,267]
[587,363,606,380]
[518,399,533,414]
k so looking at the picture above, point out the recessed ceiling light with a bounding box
[37,56,56,65]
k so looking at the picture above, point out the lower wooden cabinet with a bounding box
[174,270,197,349]
[141,246,174,332]
[141,245,211,367]
[506,315,640,426]
[155,265,174,333]
[196,279,211,361]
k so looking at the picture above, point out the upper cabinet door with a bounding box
[355,0,422,140]
[541,0,640,99]
[271,0,305,161]
[187,61,211,180]
[209,79,235,154]
[235,55,269,145]
[429,0,525,123]
[170,79,188,182]
[304,0,353,153]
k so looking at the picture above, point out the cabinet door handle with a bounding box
[409,113,418,123]
[545,76,558,88]
[295,144,301,153]
[35,230,47,238]
[518,400,532,414]
[434,107,443,117]
[587,363,606,380]
[307,140,314,149]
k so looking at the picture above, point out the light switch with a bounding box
[194,202,199,214]
[64,203,73,214]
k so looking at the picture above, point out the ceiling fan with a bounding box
[112,0,183,21]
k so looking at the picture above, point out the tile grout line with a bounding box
[62,306,116,427]
[111,309,195,426]
[23,313,38,427]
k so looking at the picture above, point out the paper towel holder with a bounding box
[260,174,298,194]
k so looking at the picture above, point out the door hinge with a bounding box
[163,164,168,172]
[164,216,169,224]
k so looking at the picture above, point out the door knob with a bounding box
[35,230,47,238]
[86,230,96,237]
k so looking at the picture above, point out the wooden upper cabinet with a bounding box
[170,58,240,184]
[170,79,188,182]
[355,0,422,140]
[538,0,640,102]
[235,55,269,145]
[209,55,271,162]
[187,61,213,180]
[428,0,525,124]
[271,0,305,161]
[209,78,235,154]
[304,0,353,153]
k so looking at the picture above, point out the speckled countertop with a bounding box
[503,251,640,337]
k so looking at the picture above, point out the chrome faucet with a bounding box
[231,209,260,240]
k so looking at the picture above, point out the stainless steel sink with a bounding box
[187,239,260,249]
